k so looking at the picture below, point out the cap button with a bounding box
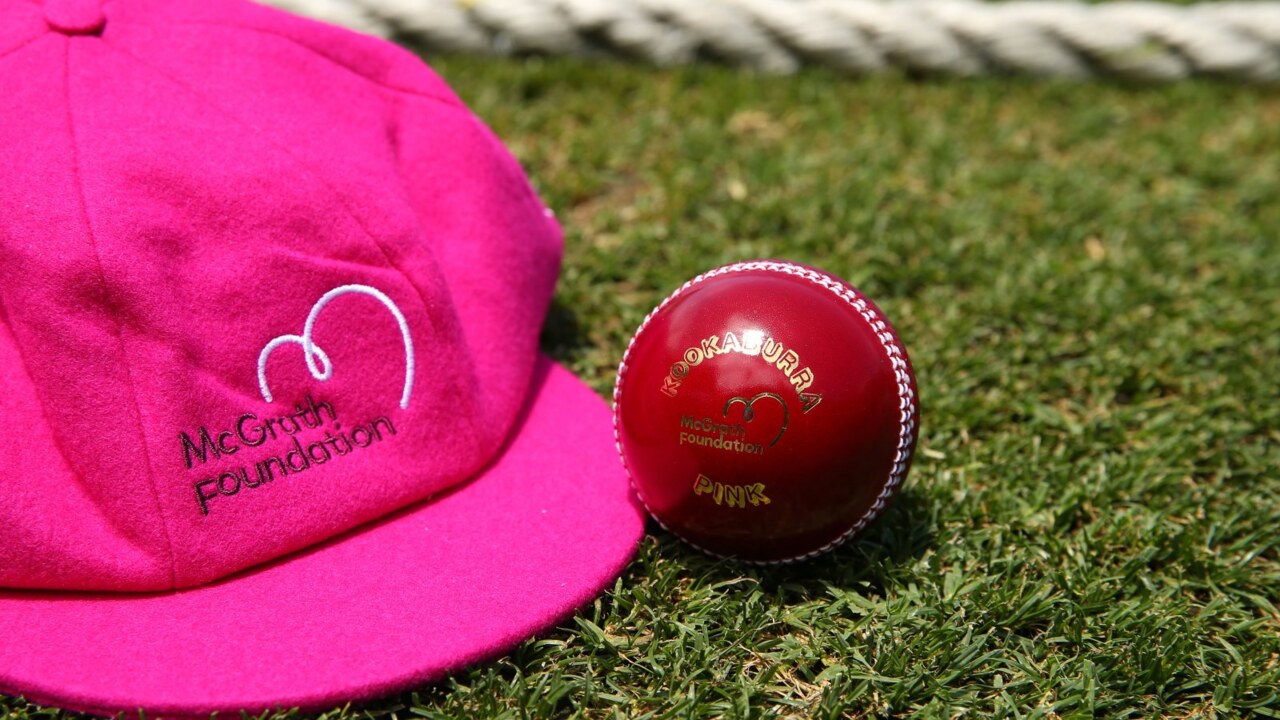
[44,0,106,36]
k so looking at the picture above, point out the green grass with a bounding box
[6,58,1280,719]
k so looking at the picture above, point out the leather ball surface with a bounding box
[613,261,919,562]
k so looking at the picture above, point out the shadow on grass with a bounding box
[663,482,936,595]
[539,298,585,363]
[336,491,936,718]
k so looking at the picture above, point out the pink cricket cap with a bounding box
[0,0,645,715]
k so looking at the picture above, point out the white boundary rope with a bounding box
[265,0,1280,81]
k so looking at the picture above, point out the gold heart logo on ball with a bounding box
[723,392,789,448]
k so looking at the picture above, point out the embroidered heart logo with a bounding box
[723,392,789,448]
[257,284,415,410]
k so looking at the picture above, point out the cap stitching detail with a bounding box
[0,32,46,65]
[612,260,919,565]
[63,39,178,588]
[106,19,464,110]
[100,37,455,388]
[0,296,122,563]
[380,107,529,455]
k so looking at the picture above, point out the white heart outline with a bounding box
[257,284,414,410]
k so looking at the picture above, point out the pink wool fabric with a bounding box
[0,0,645,715]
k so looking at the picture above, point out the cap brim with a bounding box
[0,357,645,718]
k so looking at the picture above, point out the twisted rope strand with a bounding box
[266,0,1280,81]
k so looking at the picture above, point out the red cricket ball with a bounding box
[612,260,919,563]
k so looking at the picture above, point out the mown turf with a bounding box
[5,58,1279,720]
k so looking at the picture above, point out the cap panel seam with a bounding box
[106,19,465,110]
[99,38,458,357]
[0,31,46,65]
[62,38,179,589]
[381,106,492,446]
[0,293,159,571]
